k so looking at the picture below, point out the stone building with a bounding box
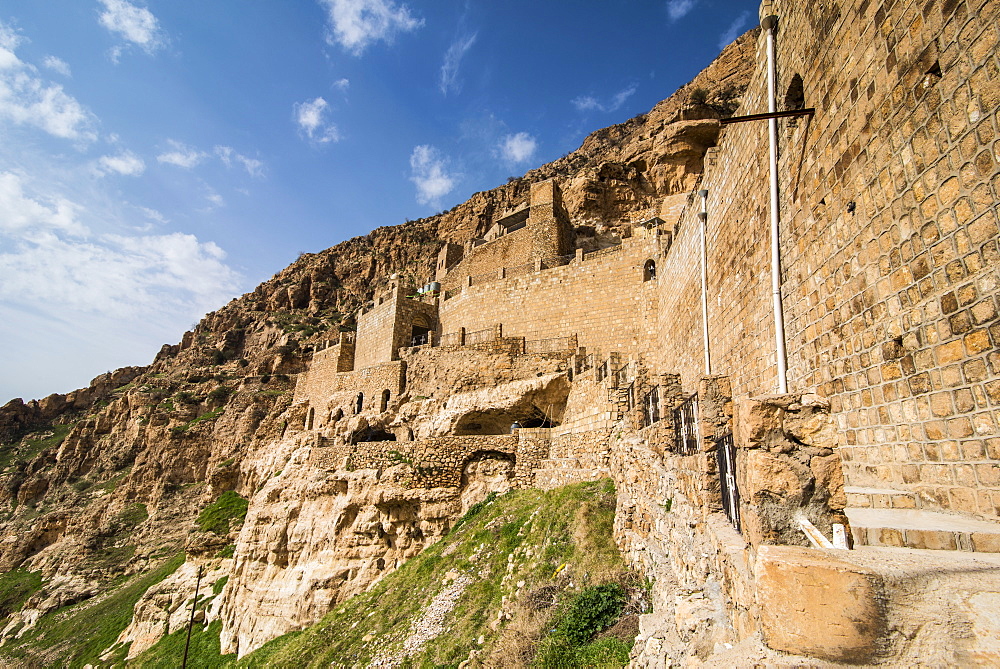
[274,0,1000,663]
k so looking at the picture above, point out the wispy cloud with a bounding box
[409,144,457,206]
[215,146,264,177]
[0,172,86,237]
[97,0,166,61]
[439,33,477,96]
[0,22,96,141]
[157,140,207,168]
[666,0,698,21]
[319,0,423,55]
[572,84,638,114]
[204,188,224,209]
[95,151,145,177]
[718,10,752,48]
[333,77,350,91]
[294,97,341,144]
[498,132,537,165]
[0,171,239,320]
[42,56,71,77]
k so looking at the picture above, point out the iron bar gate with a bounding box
[715,432,741,532]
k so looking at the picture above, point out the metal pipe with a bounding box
[763,14,788,394]
[698,189,712,375]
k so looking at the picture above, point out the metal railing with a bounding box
[524,335,576,354]
[464,327,494,345]
[540,253,575,270]
[469,270,497,286]
[505,261,535,279]
[438,331,462,347]
[584,244,623,259]
[672,393,700,455]
[716,432,741,532]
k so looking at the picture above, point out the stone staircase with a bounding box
[845,486,1000,553]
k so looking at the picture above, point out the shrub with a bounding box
[207,386,232,402]
[559,583,625,644]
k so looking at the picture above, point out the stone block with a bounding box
[756,545,885,663]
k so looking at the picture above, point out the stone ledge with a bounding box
[846,507,1000,552]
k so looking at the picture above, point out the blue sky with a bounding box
[0,0,757,403]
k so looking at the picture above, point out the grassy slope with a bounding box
[0,552,185,668]
[133,480,643,668]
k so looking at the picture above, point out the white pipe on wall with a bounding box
[698,189,712,375]
[763,14,788,394]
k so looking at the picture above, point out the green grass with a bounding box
[0,569,43,621]
[236,479,636,668]
[130,619,235,668]
[0,423,74,473]
[196,491,249,536]
[171,408,225,435]
[0,552,184,668]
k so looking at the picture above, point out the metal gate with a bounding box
[715,432,741,532]
[672,394,700,455]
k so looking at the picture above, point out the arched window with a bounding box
[643,259,657,281]
[380,389,391,412]
[355,392,364,414]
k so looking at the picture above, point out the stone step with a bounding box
[846,507,1000,553]
[844,486,920,510]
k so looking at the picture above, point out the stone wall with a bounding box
[439,233,665,358]
[308,431,549,490]
[294,360,405,428]
[439,227,534,291]
[647,0,1000,520]
[439,179,574,290]
[354,291,437,371]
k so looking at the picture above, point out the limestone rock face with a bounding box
[217,451,461,657]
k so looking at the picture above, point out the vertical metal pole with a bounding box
[763,14,788,394]
[698,189,712,375]
[182,565,203,669]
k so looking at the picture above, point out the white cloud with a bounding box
[0,171,240,324]
[333,77,350,90]
[0,172,87,237]
[439,33,477,96]
[157,140,207,168]
[409,144,457,206]
[718,10,752,48]
[215,146,264,177]
[96,150,145,177]
[571,84,638,114]
[319,0,423,55]
[0,22,96,141]
[294,97,340,144]
[204,189,224,209]
[42,55,71,77]
[499,132,537,165]
[98,0,166,57]
[666,0,698,21]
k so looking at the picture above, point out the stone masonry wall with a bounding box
[439,234,665,359]
[308,432,549,490]
[650,0,1000,519]
[439,227,534,291]
[355,295,400,371]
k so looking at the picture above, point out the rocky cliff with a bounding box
[0,30,756,666]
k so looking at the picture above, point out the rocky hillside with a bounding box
[0,30,757,667]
